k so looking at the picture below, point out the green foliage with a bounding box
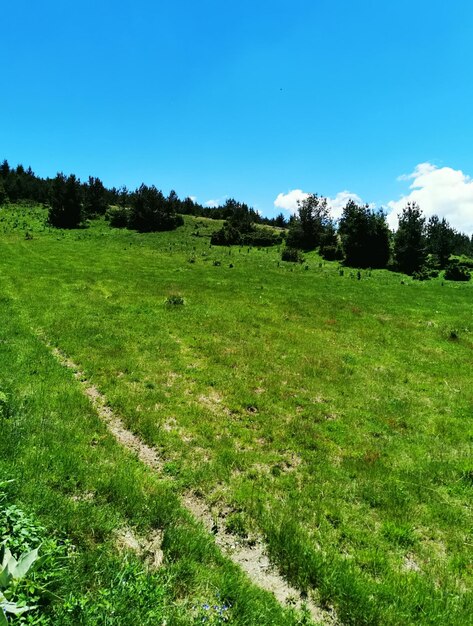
[0,545,39,619]
[444,262,471,281]
[319,222,343,261]
[426,215,455,268]
[241,228,283,247]
[129,184,183,233]
[0,180,8,205]
[0,497,71,625]
[286,194,332,250]
[210,200,282,247]
[412,266,439,281]
[48,173,83,229]
[319,244,344,261]
[165,294,185,305]
[210,223,241,246]
[84,176,108,217]
[281,247,304,263]
[339,201,391,268]
[394,202,426,275]
[105,205,130,228]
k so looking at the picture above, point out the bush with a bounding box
[165,294,185,306]
[320,244,344,261]
[210,224,241,246]
[106,205,130,228]
[211,224,283,247]
[241,229,283,247]
[281,247,304,263]
[444,263,471,282]
[412,266,439,281]
[129,185,183,233]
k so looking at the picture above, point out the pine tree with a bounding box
[48,173,83,228]
[339,201,391,268]
[286,194,331,250]
[425,215,454,268]
[394,202,426,274]
[129,184,183,232]
[84,176,108,216]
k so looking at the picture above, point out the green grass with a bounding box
[1,204,472,624]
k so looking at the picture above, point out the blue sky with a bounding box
[3,1,473,231]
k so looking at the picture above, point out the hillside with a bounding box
[1,205,472,625]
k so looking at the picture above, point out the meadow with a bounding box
[0,204,472,625]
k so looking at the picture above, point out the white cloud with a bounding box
[274,189,309,213]
[326,191,364,220]
[204,197,225,208]
[189,195,197,203]
[274,188,364,220]
[387,163,473,234]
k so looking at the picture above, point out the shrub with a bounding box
[210,224,241,246]
[241,230,283,247]
[165,294,185,306]
[129,185,183,233]
[444,263,471,282]
[412,266,439,281]
[211,223,282,248]
[320,244,344,261]
[281,247,304,263]
[106,205,130,228]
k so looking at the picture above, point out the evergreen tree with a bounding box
[167,189,180,215]
[339,201,391,268]
[286,194,331,250]
[48,173,83,228]
[394,202,426,274]
[84,176,108,216]
[129,184,183,232]
[425,215,455,268]
[274,213,287,228]
[0,159,10,178]
[181,197,197,215]
[0,180,8,205]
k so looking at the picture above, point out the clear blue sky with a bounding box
[3,0,473,226]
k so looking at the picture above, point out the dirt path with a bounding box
[48,343,337,626]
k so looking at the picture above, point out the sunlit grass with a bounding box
[1,204,472,624]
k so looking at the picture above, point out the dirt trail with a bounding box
[49,343,337,626]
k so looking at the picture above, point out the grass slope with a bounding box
[1,204,472,625]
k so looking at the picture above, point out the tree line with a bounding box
[0,160,286,232]
[285,193,472,278]
[1,159,472,277]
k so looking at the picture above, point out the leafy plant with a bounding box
[444,263,471,281]
[165,294,185,306]
[281,247,304,263]
[0,494,72,625]
[105,205,130,228]
[0,545,39,622]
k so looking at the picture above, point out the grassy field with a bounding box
[1,204,472,625]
